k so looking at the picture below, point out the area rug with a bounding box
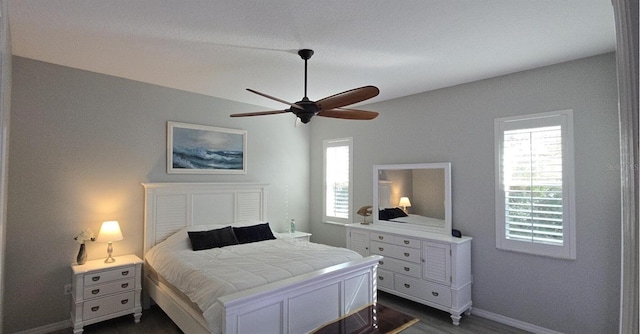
[311,303,419,334]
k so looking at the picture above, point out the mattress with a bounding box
[145,224,363,333]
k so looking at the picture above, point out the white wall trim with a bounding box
[472,307,564,334]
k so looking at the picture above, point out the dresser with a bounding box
[346,223,472,325]
[70,254,143,333]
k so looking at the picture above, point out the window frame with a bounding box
[322,137,353,225]
[494,110,576,260]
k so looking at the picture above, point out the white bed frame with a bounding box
[142,182,381,334]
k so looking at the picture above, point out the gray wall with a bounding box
[4,53,620,333]
[310,53,621,333]
[5,57,311,333]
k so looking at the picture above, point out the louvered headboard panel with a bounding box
[142,182,268,255]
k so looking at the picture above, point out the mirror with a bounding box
[373,162,452,235]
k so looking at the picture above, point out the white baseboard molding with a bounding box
[472,307,564,334]
[12,320,70,334]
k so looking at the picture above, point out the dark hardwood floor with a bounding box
[52,292,530,333]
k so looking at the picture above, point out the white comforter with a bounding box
[145,225,362,333]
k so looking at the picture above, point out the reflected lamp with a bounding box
[398,197,412,213]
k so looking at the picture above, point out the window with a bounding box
[323,137,353,224]
[495,110,576,259]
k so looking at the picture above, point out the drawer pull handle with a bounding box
[404,267,410,271]
[378,247,384,251]
[379,276,384,280]
[121,299,129,305]
[92,276,101,282]
[121,270,129,276]
[91,306,100,312]
[378,236,384,240]
[404,240,410,244]
[121,283,129,289]
[91,289,100,295]
[404,252,410,257]
[404,283,411,288]
[432,292,439,297]
[379,261,384,265]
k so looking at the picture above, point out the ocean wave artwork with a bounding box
[172,146,243,169]
[169,122,246,173]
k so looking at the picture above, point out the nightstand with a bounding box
[70,254,143,333]
[283,231,312,241]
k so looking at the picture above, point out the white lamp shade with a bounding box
[398,197,412,208]
[96,221,123,242]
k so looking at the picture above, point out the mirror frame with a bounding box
[373,162,452,235]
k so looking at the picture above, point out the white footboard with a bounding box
[219,255,382,334]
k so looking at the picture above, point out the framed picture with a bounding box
[167,121,247,174]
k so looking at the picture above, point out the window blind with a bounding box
[502,125,563,245]
[325,144,350,219]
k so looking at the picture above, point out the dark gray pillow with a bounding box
[188,226,239,251]
[379,207,408,220]
[233,223,276,244]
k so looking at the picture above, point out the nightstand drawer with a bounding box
[83,291,135,321]
[83,278,135,299]
[84,266,134,286]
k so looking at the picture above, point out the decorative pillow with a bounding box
[187,226,239,251]
[233,223,276,244]
[379,207,408,220]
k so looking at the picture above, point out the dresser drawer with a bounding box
[370,232,420,249]
[371,232,392,243]
[84,266,135,286]
[391,235,421,249]
[83,278,135,299]
[421,281,452,307]
[382,257,421,279]
[370,241,421,263]
[394,276,452,308]
[82,291,135,321]
[377,269,394,289]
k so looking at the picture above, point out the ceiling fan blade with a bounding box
[246,88,303,110]
[316,85,380,111]
[230,110,289,117]
[317,108,379,120]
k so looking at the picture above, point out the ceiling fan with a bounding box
[230,49,380,124]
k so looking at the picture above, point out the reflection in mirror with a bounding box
[373,163,452,235]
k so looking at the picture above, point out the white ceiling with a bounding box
[7,1,616,110]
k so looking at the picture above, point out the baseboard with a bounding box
[12,319,70,334]
[472,307,564,334]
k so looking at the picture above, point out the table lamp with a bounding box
[96,220,123,263]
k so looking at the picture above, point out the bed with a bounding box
[142,182,382,334]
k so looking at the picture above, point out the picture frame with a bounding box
[167,121,247,174]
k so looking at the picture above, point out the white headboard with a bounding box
[142,182,268,255]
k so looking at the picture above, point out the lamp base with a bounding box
[104,242,116,263]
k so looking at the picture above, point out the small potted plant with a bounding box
[74,229,95,265]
